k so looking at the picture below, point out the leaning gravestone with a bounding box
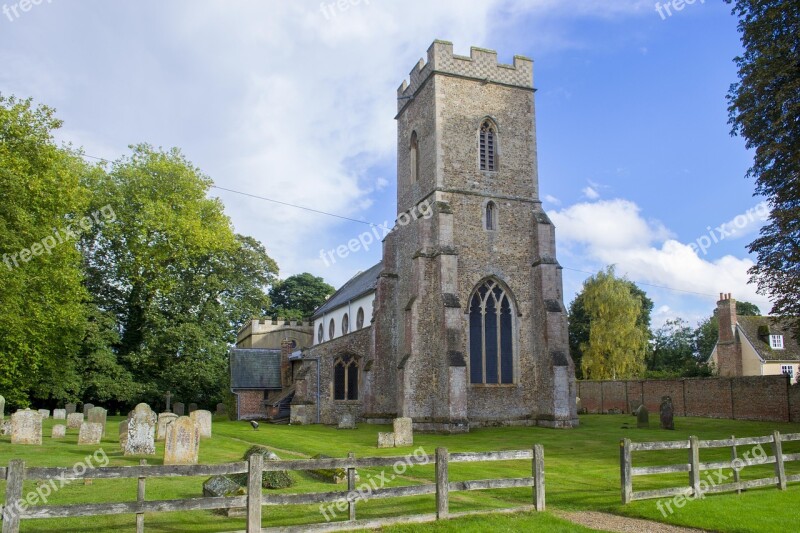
[82,403,95,415]
[78,422,103,445]
[203,476,245,517]
[0,395,4,420]
[163,416,200,465]
[53,409,66,420]
[65,403,76,415]
[377,432,395,448]
[338,412,356,430]
[188,403,198,414]
[11,409,42,445]
[393,417,413,446]
[216,403,226,416]
[38,409,50,419]
[636,405,650,429]
[173,402,185,416]
[190,410,212,438]
[87,407,108,436]
[67,412,84,429]
[660,396,675,430]
[157,412,178,441]
[52,424,66,439]
[124,404,157,456]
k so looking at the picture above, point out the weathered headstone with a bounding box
[377,432,395,448]
[173,402,185,416]
[636,405,650,429]
[0,420,12,435]
[188,403,198,414]
[65,403,76,415]
[203,476,245,517]
[52,424,66,439]
[78,422,103,445]
[163,416,200,465]
[0,395,5,420]
[67,412,84,429]
[660,396,675,430]
[38,409,50,419]
[119,421,129,449]
[337,412,356,430]
[216,403,226,416]
[124,403,157,456]
[165,391,172,412]
[393,417,413,446]
[53,409,66,420]
[190,410,212,438]
[11,409,43,445]
[87,407,108,436]
[157,412,178,441]
[82,403,95,415]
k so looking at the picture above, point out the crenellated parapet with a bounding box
[397,40,533,111]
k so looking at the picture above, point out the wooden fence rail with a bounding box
[1,445,545,533]
[620,431,800,504]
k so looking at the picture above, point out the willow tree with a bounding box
[578,267,649,380]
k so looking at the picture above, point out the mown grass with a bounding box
[0,414,797,532]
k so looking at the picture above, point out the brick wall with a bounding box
[235,390,264,420]
[578,375,795,423]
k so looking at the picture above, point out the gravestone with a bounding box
[65,403,76,415]
[157,412,178,441]
[1,420,12,435]
[0,395,4,420]
[216,403,226,416]
[87,407,108,436]
[190,410,212,438]
[377,432,395,448]
[636,405,650,429]
[52,424,66,439]
[231,446,293,489]
[78,422,103,445]
[165,391,172,412]
[11,409,42,445]
[337,412,356,430]
[163,416,200,465]
[53,409,66,420]
[393,417,413,446]
[119,421,129,449]
[203,476,245,517]
[659,396,675,430]
[124,403,157,456]
[82,403,95,415]
[188,403,198,414]
[38,409,50,419]
[173,402,185,416]
[67,412,84,429]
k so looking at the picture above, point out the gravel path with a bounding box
[556,511,712,533]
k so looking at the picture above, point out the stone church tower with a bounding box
[363,41,578,431]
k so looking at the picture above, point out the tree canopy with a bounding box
[268,273,334,319]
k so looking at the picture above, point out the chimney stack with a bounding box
[716,293,742,376]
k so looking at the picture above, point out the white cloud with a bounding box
[544,194,561,205]
[582,186,600,199]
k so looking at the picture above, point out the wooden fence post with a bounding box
[730,435,741,494]
[435,447,449,520]
[347,452,356,522]
[689,436,700,498]
[532,445,545,511]
[2,460,25,533]
[620,439,632,504]
[136,459,146,533]
[772,431,786,490]
[247,453,264,532]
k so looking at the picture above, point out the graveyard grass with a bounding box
[0,415,798,532]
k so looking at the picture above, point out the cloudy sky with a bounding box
[0,0,770,327]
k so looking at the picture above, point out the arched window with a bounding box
[356,307,365,330]
[485,201,497,231]
[469,279,514,384]
[333,355,359,400]
[342,313,349,335]
[318,324,324,343]
[329,318,335,340]
[410,131,419,183]
[479,120,497,171]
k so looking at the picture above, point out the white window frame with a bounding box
[770,335,784,350]
[781,365,794,379]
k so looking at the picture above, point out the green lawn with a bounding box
[0,414,798,532]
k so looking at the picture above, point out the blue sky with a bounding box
[0,0,769,327]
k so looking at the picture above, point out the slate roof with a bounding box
[311,262,382,319]
[738,316,800,362]
[230,348,283,389]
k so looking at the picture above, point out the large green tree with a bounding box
[575,267,650,380]
[268,272,334,319]
[648,318,712,378]
[726,0,800,338]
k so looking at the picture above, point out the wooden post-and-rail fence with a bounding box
[620,431,800,504]
[1,445,545,533]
